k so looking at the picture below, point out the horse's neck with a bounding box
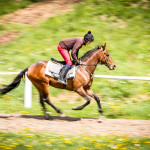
[82,50,100,74]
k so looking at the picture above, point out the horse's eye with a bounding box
[106,54,109,57]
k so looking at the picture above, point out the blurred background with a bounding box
[0,0,150,149]
[0,0,150,119]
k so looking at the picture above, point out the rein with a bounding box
[79,49,108,67]
[80,63,106,76]
[80,62,106,66]
[77,49,109,76]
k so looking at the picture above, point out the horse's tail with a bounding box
[0,68,28,94]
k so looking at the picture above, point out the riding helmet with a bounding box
[84,31,94,42]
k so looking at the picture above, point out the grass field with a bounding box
[0,130,150,150]
[0,0,150,118]
[0,76,150,120]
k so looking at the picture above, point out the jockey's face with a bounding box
[86,41,91,45]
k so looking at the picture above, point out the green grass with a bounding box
[0,130,150,150]
[0,0,150,120]
[0,76,150,120]
[0,0,149,74]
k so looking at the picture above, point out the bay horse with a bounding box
[0,43,116,120]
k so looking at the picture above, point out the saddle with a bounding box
[45,58,76,80]
[51,58,76,65]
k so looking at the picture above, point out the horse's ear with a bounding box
[102,43,106,51]
[104,43,106,49]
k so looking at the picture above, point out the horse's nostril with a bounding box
[114,65,116,68]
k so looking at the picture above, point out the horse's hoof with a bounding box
[72,106,78,110]
[44,112,51,120]
[44,115,50,120]
[60,114,66,117]
[98,115,105,123]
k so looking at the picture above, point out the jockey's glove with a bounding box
[75,60,82,65]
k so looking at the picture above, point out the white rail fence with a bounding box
[93,75,150,81]
[0,72,150,108]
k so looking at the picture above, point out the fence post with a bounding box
[24,73,32,108]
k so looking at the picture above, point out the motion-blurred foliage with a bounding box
[0,131,150,150]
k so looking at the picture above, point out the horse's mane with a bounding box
[80,45,102,61]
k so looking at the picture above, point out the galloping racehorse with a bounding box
[0,43,116,119]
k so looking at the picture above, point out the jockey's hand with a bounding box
[75,60,82,65]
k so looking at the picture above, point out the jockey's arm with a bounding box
[71,43,82,63]
[71,49,79,63]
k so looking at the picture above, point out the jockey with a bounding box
[58,31,94,85]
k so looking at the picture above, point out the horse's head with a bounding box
[99,43,116,70]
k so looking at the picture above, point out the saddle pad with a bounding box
[45,61,75,79]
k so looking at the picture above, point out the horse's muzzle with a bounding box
[109,65,116,70]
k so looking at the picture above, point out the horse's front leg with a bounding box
[86,88,104,120]
[72,86,91,110]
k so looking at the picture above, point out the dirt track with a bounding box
[0,0,80,25]
[0,0,81,45]
[0,114,150,137]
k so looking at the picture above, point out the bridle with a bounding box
[99,49,112,68]
[77,49,111,76]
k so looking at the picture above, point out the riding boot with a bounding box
[58,65,70,85]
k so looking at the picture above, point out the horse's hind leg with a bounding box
[32,80,63,118]
[44,95,63,115]
[41,84,63,116]
[39,95,48,119]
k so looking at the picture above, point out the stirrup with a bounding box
[57,79,67,85]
